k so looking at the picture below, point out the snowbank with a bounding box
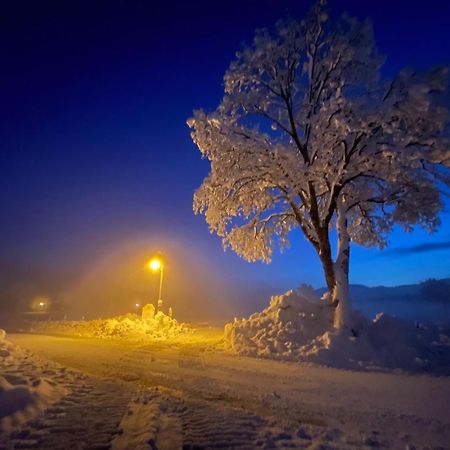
[0,329,68,432]
[224,287,450,374]
[30,311,191,340]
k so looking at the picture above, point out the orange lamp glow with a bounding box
[149,259,161,271]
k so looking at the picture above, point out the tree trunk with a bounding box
[317,228,336,293]
[333,205,352,330]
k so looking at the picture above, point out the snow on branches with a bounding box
[188,1,450,312]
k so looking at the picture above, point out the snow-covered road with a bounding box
[4,332,450,449]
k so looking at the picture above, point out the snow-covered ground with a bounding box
[0,329,70,434]
[2,328,450,449]
[2,295,450,449]
[0,329,140,449]
[225,287,450,375]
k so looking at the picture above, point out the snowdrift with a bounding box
[0,329,68,432]
[30,311,191,340]
[224,287,450,374]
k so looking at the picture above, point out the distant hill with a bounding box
[315,278,450,323]
[316,278,450,304]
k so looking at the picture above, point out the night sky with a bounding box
[1,0,449,314]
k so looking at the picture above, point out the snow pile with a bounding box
[0,329,68,432]
[225,286,334,357]
[224,287,450,374]
[30,311,191,340]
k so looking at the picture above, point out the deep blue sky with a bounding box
[1,0,449,304]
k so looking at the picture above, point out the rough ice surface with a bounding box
[29,310,191,340]
[224,286,450,374]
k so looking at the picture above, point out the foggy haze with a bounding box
[0,236,279,325]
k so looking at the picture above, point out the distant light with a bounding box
[135,303,140,308]
[149,259,161,271]
[39,302,45,307]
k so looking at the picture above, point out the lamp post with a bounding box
[149,258,164,312]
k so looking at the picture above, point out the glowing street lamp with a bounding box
[148,257,164,312]
[32,296,50,313]
[149,259,161,271]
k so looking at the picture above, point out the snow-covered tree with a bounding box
[188,1,450,330]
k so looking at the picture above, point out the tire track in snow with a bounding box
[105,344,384,449]
[7,334,450,449]
[112,386,380,449]
[113,387,271,450]
[1,376,133,450]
